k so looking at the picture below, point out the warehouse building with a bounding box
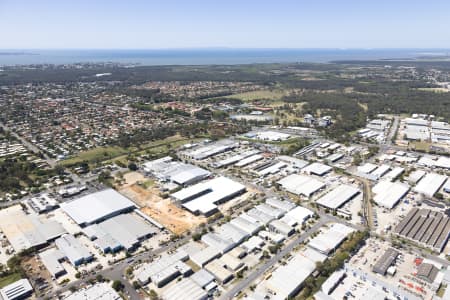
[357,163,378,174]
[394,208,450,252]
[205,260,234,284]
[55,234,93,266]
[413,173,447,198]
[316,185,360,210]
[83,213,157,252]
[265,249,324,299]
[372,248,399,275]
[39,248,66,279]
[302,162,332,176]
[173,176,246,216]
[268,219,294,237]
[277,174,325,198]
[235,154,263,167]
[230,216,261,235]
[384,166,404,182]
[162,278,207,300]
[27,193,59,213]
[265,197,296,212]
[253,203,285,219]
[143,157,211,186]
[0,204,66,252]
[191,246,221,268]
[281,206,314,227]
[190,269,215,289]
[417,263,439,284]
[372,180,410,209]
[308,223,355,255]
[408,170,426,184]
[0,279,33,300]
[241,208,275,226]
[201,233,236,254]
[61,189,137,227]
[64,282,121,300]
[134,250,189,285]
[212,150,260,168]
[371,164,391,179]
[216,223,249,245]
[184,140,237,160]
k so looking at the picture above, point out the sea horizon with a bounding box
[1,48,449,66]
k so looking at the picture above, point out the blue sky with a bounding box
[1,0,449,49]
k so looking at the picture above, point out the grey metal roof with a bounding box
[372,248,399,275]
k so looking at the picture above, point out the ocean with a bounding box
[0,49,448,66]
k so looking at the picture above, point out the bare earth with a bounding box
[117,172,206,234]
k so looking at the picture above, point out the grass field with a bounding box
[226,89,289,102]
[0,273,21,288]
[59,135,199,167]
[409,140,431,152]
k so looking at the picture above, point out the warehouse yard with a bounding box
[118,174,206,234]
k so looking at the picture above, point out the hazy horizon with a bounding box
[2,0,450,49]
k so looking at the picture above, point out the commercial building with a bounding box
[408,170,426,184]
[384,166,404,182]
[39,248,66,279]
[0,205,66,252]
[189,269,215,289]
[134,250,189,285]
[372,248,399,275]
[183,140,237,160]
[316,185,360,210]
[83,213,157,252]
[142,157,211,186]
[268,219,294,237]
[281,206,314,226]
[64,282,121,300]
[413,173,447,198]
[265,249,324,299]
[162,278,207,300]
[308,223,355,255]
[394,208,450,252]
[371,164,391,179]
[173,177,246,216]
[0,279,33,300]
[55,234,93,266]
[372,180,410,209]
[61,189,137,226]
[201,233,236,254]
[191,246,221,267]
[205,260,234,284]
[357,163,377,174]
[302,162,332,176]
[27,193,59,213]
[277,174,325,197]
[417,263,439,283]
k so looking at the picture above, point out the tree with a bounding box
[112,280,124,292]
[128,162,138,171]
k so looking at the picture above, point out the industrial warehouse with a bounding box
[316,184,360,210]
[142,156,211,186]
[61,188,137,226]
[394,208,450,252]
[277,174,325,198]
[0,204,67,252]
[413,173,448,198]
[372,180,410,209]
[172,176,246,216]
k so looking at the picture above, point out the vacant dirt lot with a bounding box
[118,174,205,234]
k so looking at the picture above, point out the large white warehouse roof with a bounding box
[173,177,246,215]
[414,173,447,198]
[316,185,360,210]
[373,180,409,209]
[61,189,136,226]
[277,174,325,197]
